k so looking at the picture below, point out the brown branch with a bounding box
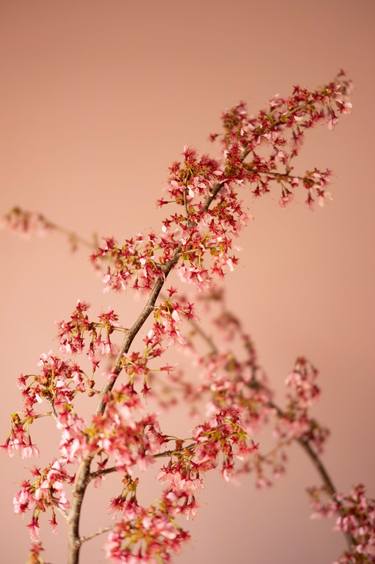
[80,526,113,545]
[188,318,218,355]
[67,457,94,563]
[297,437,355,548]
[46,220,95,250]
[89,466,118,481]
[89,444,196,482]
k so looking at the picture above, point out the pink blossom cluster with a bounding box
[161,289,329,488]
[308,484,375,562]
[216,70,351,207]
[276,357,330,453]
[91,72,352,293]
[57,300,123,370]
[145,291,194,351]
[1,353,95,460]
[104,407,257,562]
[13,460,72,539]
[106,502,190,563]
[96,400,258,562]
[90,384,166,471]
[1,411,39,458]
[4,294,260,562]
[192,407,258,481]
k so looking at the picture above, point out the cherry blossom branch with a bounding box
[8,177,341,560]
[3,72,358,564]
[190,314,337,482]
[68,123,253,557]
[67,177,229,563]
[68,168,239,563]
[187,306,355,549]
[89,443,197,483]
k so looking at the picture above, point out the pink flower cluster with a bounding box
[91,72,352,293]
[160,289,330,489]
[216,70,351,207]
[90,384,166,471]
[1,352,95,461]
[35,353,96,410]
[104,406,257,562]
[13,460,72,539]
[192,407,258,482]
[58,300,123,370]
[276,357,329,453]
[0,411,39,459]
[146,291,195,349]
[106,503,190,563]
[308,484,375,562]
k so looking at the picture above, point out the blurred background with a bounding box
[0,1,374,562]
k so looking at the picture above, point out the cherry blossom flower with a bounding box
[13,459,72,548]
[58,301,125,370]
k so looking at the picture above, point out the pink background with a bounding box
[0,1,374,562]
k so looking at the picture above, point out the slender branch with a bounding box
[80,527,113,545]
[89,444,196,482]
[96,258,178,417]
[296,437,336,496]
[67,457,94,564]
[56,506,69,521]
[89,466,118,481]
[297,437,355,548]
[46,221,95,250]
[67,257,179,563]
[188,318,218,355]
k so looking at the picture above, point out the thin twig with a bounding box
[80,527,113,545]
[188,318,218,355]
[56,506,69,521]
[89,444,196,482]
[47,221,95,250]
